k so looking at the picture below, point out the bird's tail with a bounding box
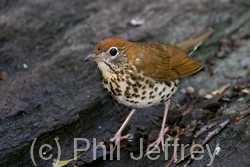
[175,28,213,56]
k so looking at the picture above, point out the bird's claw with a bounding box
[110,133,133,147]
[98,133,133,150]
[145,136,165,156]
[145,127,169,156]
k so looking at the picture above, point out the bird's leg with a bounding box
[165,128,181,167]
[145,100,170,155]
[110,108,136,146]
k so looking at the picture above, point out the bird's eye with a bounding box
[109,47,118,56]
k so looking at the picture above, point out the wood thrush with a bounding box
[84,28,213,154]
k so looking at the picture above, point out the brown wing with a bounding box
[161,44,204,80]
[128,43,203,82]
[128,43,172,81]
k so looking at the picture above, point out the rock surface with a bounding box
[0,0,250,166]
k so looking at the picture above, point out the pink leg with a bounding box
[110,108,136,146]
[145,100,170,155]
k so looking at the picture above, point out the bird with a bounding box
[84,28,213,154]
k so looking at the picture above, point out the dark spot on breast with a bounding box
[133,88,138,93]
[137,75,142,80]
[135,81,142,88]
[129,73,137,81]
[166,93,170,98]
[161,95,166,99]
[135,95,140,98]
[129,100,138,104]
[145,79,149,84]
[148,102,152,104]
[141,96,146,100]
[149,91,153,96]
[149,83,154,89]
[165,81,172,87]
[142,91,146,95]
[111,78,119,87]
[126,80,132,86]
[163,87,166,92]
[103,78,108,84]
[111,87,116,96]
[154,87,158,92]
[159,91,163,96]
[142,86,146,90]
[132,83,137,88]
[125,90,131,97]
[110,82,113,89]
[131,75,137,81]
[171,87,174,92]
[115,88,122,93]
[149,95,155,99]
[140,76,145,81]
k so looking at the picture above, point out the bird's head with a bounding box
[84,37,134,68]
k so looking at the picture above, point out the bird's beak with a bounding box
[84,54,97,62]
[84,53,109,62]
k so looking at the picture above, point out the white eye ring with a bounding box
[108,47,118,56]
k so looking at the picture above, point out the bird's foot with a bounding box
[98,133,133,150]
[145,127,169,156]
[110,133,133,147]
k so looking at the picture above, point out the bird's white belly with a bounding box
[113,80,179,108]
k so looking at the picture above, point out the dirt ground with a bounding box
[0,0,250,167]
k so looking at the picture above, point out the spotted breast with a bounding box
[97,61,179,108]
